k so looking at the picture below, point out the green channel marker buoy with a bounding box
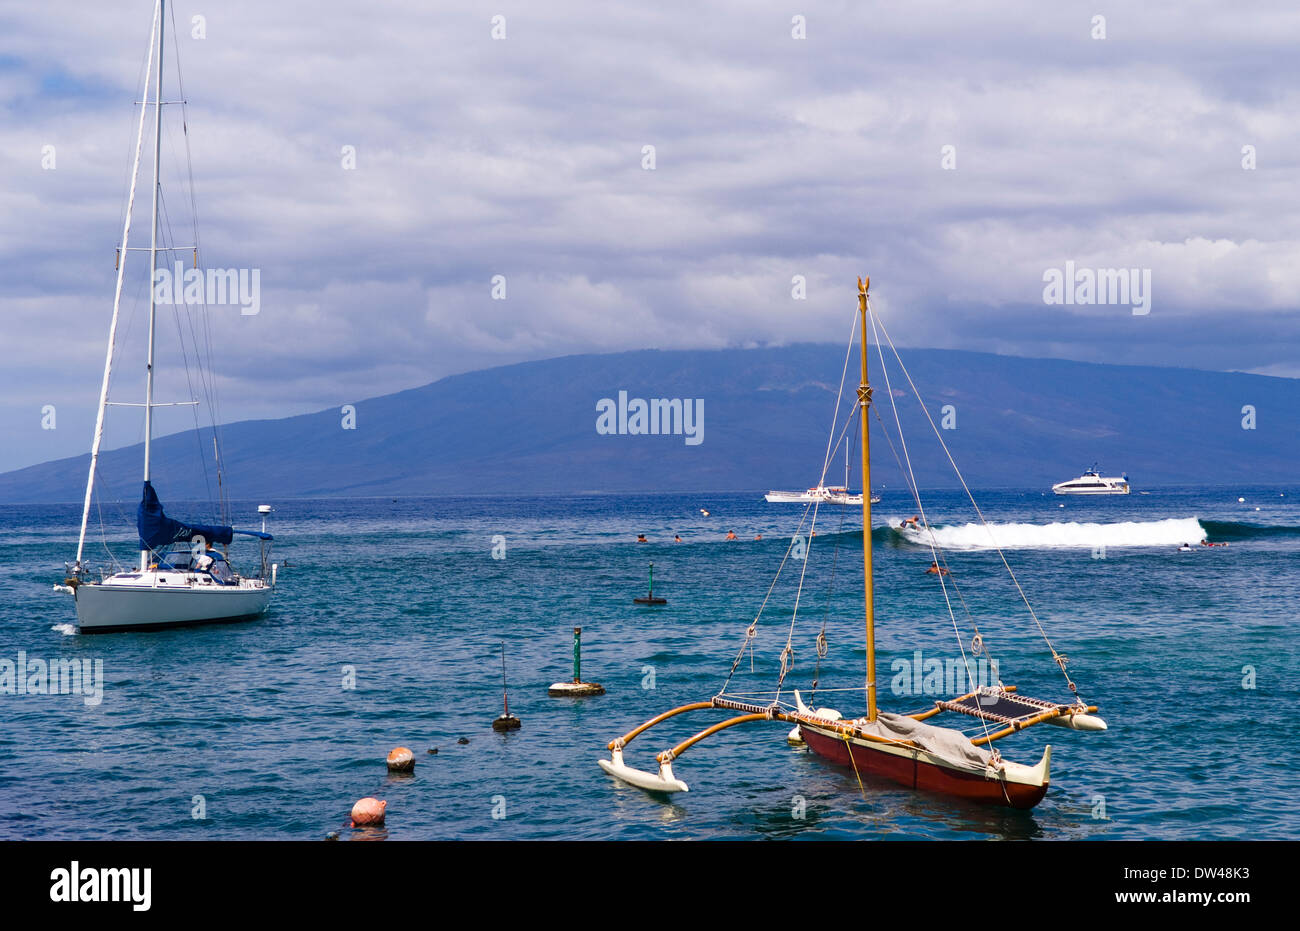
[549,627,605,696]
[633,562,667,605]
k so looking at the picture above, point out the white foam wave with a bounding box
[50,623,77,637]
[895,517,1207,550]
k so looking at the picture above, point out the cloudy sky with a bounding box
[2,1,1298,473]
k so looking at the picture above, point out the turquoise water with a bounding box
[1,488,1297,839]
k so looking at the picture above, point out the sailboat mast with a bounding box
[141,0,165,571]
[857,277,876,722]
[74,2,161,570]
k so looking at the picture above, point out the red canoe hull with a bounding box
[800,725,1049,810]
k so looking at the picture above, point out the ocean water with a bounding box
[1,486,1297,840]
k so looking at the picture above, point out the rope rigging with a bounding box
[717,292,1090,725]
[84,2,239,563]
[867,307,995,746]
[870,311,1086,704]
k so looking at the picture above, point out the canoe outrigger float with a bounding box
[598,277,1106,809]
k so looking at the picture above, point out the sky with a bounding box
[1,1,1299,474]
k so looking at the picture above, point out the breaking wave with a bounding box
[893,517,1208,550]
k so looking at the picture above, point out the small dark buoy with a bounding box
[457,737,469,745]
[427,748,438,755]
[492,641,521,731]
[633,562,667,605]
[386,746,415,772]
[549,627,605,697]
[493,712,521,731]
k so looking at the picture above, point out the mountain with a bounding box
[0,345,1294,503]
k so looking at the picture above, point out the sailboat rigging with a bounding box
[598,277,1106,808]
[56,0,277,633]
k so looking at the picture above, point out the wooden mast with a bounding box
[858,276,876,721]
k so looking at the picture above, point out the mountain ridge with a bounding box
[1,344,1294,503]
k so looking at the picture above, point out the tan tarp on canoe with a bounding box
[853,711,992,771]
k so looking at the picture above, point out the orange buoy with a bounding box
[350,797,386,826]
[386,746,415,773]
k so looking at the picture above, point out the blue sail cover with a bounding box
[137,481,234,551]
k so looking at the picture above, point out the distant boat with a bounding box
[56,1,276,633]
[1052,466,1130,496]
[765,484,879,505]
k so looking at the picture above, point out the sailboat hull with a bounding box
[73,579,271,633]
[799,723,1050,810]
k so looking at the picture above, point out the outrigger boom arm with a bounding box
[599,697,919,794]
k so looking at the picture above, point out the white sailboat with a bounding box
[764,484,879,505]
[56,0,276,633]
[767,415,880,505]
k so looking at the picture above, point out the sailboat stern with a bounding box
[999,744,1051,790]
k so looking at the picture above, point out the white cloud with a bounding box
[1,1,1298,471]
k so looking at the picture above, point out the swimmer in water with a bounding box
[754,533,762,541]
[726,531,737,541]
[924,562,950,576]
[636,534,647,543]
[674,534,682,542]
